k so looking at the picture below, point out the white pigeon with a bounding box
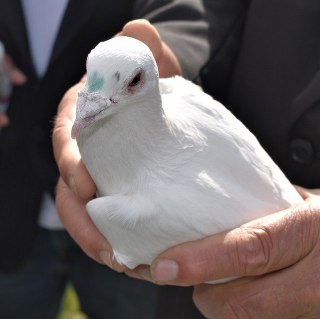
[72,36,302,271]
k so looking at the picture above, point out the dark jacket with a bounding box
[157,2,320,317]
[0,0,210,271]
[201,0,320,188]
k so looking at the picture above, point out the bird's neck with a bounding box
[79,90,173,195]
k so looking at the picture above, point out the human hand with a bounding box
[0,55,26,127]
[54,78,124,269]
[53,19,181,269]
[117,19,182,77]
[131,187,320,318]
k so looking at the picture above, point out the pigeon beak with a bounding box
[71,90,112,139]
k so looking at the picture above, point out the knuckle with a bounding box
[172,253,212,285]
[179,262,208,285]
[229,227,274,275]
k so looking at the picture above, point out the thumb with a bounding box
[150,200,319,285]
[4,55,27,85]
[118,19,181,77]
[118,19,163,62]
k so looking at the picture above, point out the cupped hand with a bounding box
[53,19,181,270]
[130,187,320,318]
[53,77,122,268]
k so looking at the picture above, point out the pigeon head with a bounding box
[71,36,159,139]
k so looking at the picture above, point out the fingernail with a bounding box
[99,250,112,268]
[151,259,179,282]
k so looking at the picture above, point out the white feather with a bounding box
[73,37,302,276]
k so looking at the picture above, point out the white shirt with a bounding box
[21,0,69,77]
[21,0,69,229]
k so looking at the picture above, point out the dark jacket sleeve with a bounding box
[199,0,250,101]
[133,0,210,81]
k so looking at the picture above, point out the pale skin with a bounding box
[52,20,320,318]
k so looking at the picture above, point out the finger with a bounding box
[295,185,320,199]
[193,252,320,319]
[119,20,162,60]
[150,201,320,285]
[119,19,181,77]
[53,82,96,200]
[4,55,27,85]
[55,177,125,272]
[0,112,9,127]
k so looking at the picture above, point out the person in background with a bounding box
[53,0,320,318]
[0,0,210,318]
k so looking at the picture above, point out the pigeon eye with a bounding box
[128,72,142,87]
